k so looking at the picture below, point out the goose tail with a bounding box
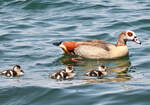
[52,41,62,46]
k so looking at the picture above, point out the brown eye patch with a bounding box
[127,32,133,37]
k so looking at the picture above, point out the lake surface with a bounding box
[0,0,150,105]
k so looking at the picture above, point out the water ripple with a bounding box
[0,0,150,105]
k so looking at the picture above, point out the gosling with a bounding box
[84,65,108,78]
[50,64,75,80]
[0,65,24,77]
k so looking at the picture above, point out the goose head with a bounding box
[117,30,141,46]
[98,65,108,75]
[65,64,74,73]
[13,65,24,75]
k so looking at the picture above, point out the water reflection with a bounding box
[59,55,135,83]
[59,55,131,71]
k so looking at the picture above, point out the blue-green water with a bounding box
[0,0,150,105]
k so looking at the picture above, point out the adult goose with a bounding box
[53,30,141,59]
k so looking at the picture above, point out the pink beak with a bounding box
[133,37,141,45]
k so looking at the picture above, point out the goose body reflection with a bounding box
[59,55,133,83]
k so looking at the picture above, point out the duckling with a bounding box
[50,64,75,80]
[0,65,24,77]
[84,65,108,78]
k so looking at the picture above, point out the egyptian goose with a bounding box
[50,64,75,80]
[84,65,108,78]
[53,30,141,59]
[0,65,24,77]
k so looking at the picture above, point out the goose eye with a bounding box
[127,32,133,37]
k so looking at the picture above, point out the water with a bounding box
[0,0,150,105]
